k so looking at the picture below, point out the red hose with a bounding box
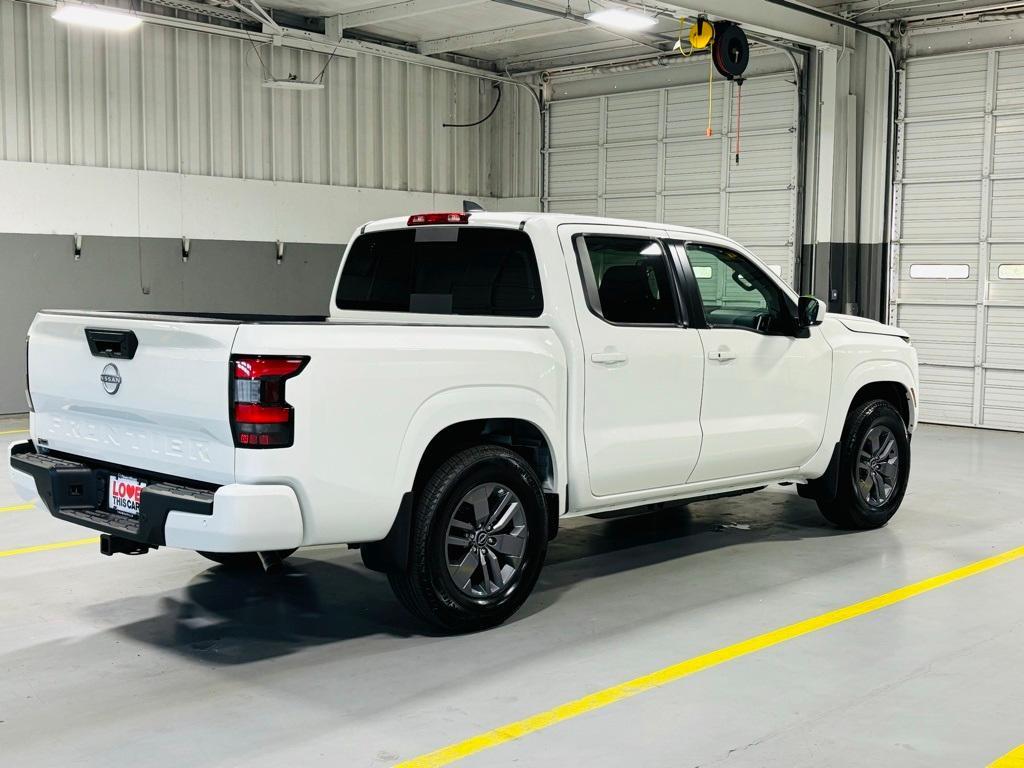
[734,82,742,164]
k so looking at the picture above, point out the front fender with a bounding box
[801,358,918,478]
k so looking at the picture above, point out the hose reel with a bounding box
[712,21,750,164]
[674,17,750,160]
[711,21,749,80]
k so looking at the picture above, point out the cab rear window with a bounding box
[335,227,543,317]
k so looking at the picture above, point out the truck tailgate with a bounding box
[28,312,238,485]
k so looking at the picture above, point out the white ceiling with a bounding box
[218,0,1024,71]
[253,0,689,70]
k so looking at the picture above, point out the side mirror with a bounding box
[797,295,826,327]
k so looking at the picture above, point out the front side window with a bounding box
[684,243,791,333]
[336,227,542,317]
[576,235,679,325]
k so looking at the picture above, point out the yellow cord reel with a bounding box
[689,17,713,50]
[673,15,714,55]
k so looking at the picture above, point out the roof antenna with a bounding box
[463,200,485,213]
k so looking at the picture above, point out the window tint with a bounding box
[685,243,790,333]
[577,236,678,325]
[336,227,542,317]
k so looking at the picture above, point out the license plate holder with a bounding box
[107,474,147,519]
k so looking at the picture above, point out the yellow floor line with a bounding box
[0,428,29,435]
[991,744,1024,767]
[0,503,35,513]
[0,537,100,558]
[396,544,1024,768]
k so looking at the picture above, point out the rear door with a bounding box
[560,225,705,497]
[28,312,238,485]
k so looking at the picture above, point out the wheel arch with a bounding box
[363,389,565,574]
[848,380,913,429]
[838,360,917,431]
[394,386,564,498]
[412,418,554,493]
[802,359,917,481]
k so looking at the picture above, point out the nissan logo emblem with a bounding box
[101,363,122,395]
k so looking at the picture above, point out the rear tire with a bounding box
[197,549,297,569]
[817,398,910,530]
[388,445,548,633]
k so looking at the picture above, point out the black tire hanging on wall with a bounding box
[817,399,911,530]
[388,445,548,633]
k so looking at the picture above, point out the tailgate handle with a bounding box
[85,328,139,360]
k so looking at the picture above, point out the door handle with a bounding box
[591,351,628,365]
[708,346,736,362]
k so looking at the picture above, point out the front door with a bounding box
[677,241,832,483]
[562,226,705,497]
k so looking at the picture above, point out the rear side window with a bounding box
[575,235,679,325]
[335,227,543,317]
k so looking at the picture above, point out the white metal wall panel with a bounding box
[893,48,1024,430]
[902,119,984,179]
[996,49,1024,110]
[547,99,601,148]
[547,197,599,215]
[605,91,660,143]
[0,0,535,198]
[903,54,987,119]
[983,370,1024,430]
[664,139,719,189]
[547,148,599,198]
[545,71,799,286]
[605,143,658,193]
[666,82,723,138]
[663,193,719,234]
[993,115,1024,176]
[605,196,657,220]
[991,179,1024,239]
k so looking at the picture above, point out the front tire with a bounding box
[388,445,548,633]
[817,398,910,530]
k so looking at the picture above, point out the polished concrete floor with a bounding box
[2,414,1024,767]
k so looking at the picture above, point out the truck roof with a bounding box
[361,211,734,244]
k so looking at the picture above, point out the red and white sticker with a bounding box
[108,475,146,518]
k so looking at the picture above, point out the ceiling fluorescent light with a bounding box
[585,7,658,31]
[52,3,142,30]
[262,78,325,91]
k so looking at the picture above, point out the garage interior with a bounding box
[3,0,1024,765]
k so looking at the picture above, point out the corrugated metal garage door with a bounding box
[893,48,1024,431]
[545,74,800,285]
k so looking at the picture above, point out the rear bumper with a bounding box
[8,440,303,553]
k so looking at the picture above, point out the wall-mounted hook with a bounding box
[276,240,284,265]
[74,234,83,261]
[182,236,190,263]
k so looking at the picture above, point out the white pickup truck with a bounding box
[9,211,918,632]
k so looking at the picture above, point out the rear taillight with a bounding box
[25,336,34,413]
[407,212,469,225]
[230,355,308,448]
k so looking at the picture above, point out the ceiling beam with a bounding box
[418,18,577,54]
[653,0,848,48]
[339,0,487,29]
